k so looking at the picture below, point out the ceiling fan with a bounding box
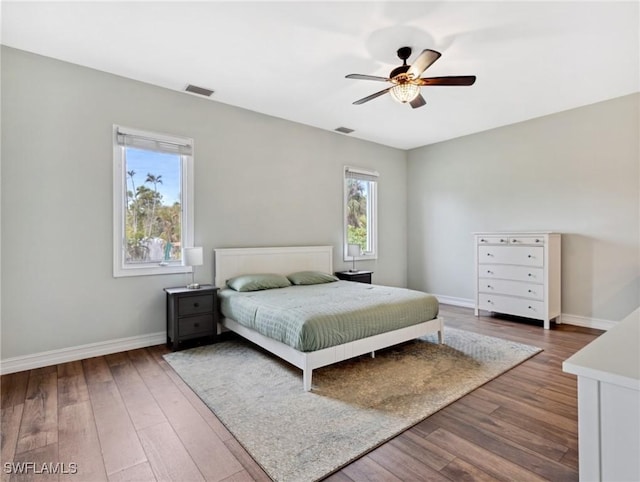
[346,47,476,109]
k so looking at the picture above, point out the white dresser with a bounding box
[474,232,561,329]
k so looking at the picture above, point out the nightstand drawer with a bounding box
[178,314,214,338]
[345,272,372,284]
[334,271,373,284]
[178,295,213,316]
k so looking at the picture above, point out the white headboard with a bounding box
[214,246,334,288]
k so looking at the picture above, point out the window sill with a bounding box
[113,264,192,278]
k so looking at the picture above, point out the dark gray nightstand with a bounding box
[164,285,219,351]
[334,270,373,284]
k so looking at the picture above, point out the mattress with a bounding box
[218,280,439,352]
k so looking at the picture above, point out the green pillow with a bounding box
[287,271,339,286]
[226,273,291,292]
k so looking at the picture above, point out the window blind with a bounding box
[345,166,379,182]
[116,127,193,156]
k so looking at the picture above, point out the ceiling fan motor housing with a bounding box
[389,65,410,79]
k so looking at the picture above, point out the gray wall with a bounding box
[407,93,640,322]
[2,45,638,362]
[1,47,408,359]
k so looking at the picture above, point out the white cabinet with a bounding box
[474,232,561,329]
[563,310,640,481]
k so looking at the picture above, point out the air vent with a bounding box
[335,127,354,134]
[185,84,214,97]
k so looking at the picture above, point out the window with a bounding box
[113,125,194,277]
[344,166,378,260]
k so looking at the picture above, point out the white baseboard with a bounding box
[559,314,616,331]
[434,294,476,309]
[434,294,615,331]
[0,332,166,375]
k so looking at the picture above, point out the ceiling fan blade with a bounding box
[407,49,441,79]
[417,76,477,86]
[409,93,426,109]
[346,74,390,82]
[353,87,392,105]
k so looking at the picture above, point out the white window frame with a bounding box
[343,165,378,261]
[113,125,194,277]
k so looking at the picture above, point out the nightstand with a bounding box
[334,270,373,284]
[164,285,219,351]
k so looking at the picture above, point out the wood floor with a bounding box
[1,305,602,481]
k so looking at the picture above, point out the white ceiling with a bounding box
[2,1,639,150]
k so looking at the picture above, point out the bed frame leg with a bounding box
[438,319,445,344]
[303,369,312,391]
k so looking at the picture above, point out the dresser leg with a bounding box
[544,318,550,330]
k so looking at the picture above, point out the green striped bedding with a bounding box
[218,281,439,352]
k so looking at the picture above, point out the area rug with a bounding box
[164,328,541,481]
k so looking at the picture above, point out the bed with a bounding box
[214,245,444,391]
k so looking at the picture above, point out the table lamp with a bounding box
[183,247,203,289]
[347,244,360,272]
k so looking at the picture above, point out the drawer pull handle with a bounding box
[535,239,541,243]
[487,285,492,288]
[194,322,200,328]
[528,273,532,277]
[487,270,493,274]
[193,302,200,308]
[500,239,506,243]
[528,306,533,309]
[480,238,486,243]
[487,253,493,257]
[527,255,532,258]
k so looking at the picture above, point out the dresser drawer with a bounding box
[477,236,509,245]
[178,314,214,338]
[478,246,544,267]
[478,294,545,319]
[479,279,544,300]
[509,236,545,245]
[178,295,213,316]
[480,265,544,283]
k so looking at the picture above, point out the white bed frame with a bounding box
[214,246,444,391]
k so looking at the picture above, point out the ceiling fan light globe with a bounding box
[390,83,420,103]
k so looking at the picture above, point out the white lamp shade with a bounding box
[183,247,204,267]
[347,244,360,258]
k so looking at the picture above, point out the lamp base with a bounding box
[347,269,359,273]
[186,283,201,289]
